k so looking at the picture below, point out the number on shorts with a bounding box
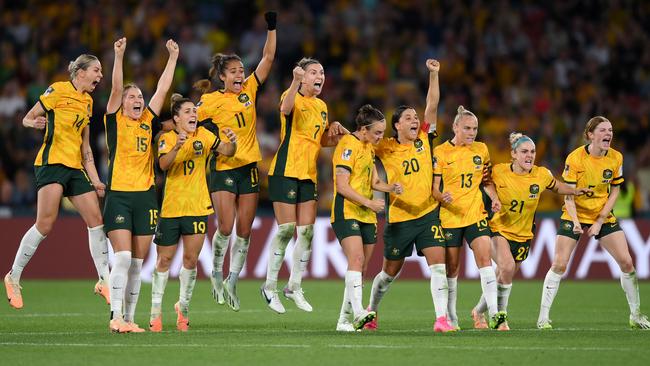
[149,209,158,226]
[478,218,488,229]
[193,221,206,234]
[515,246,530,261]
[431,225,444,240]
[251,167,259,185]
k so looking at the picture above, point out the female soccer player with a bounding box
[470,132,590,331]
[331,104,396,331]
[4,54,109,309]
[537,117,650,330]
[260,58,349,314]
[149,94,236,332]
[363,59,454,333]
[432,106,504,330]
[194,11,276,312]
[104,38,178,333]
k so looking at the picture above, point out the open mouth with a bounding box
[133,105,142,112]
[188,119,197,126]
[233,80,243,88]
[314,82,322,88]
[91,80,100,87]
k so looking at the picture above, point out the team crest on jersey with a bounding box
[342,149,352,161]
[321,111,327,121]
[351,221,360,230]
[529,184,540,199]
[602,169,613,182]
[193,141,203,155]
[225,177,234,186]
[473,155,482,166]
[287,190,297,199]
[414,138,424,152]
[238,93,250,103]
[43,86,54,96]
[115,215,125,224]
[140,123,150,131]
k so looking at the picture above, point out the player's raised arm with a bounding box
[149,40,179,116]
[107,38,126,114]
[254,11,277,83]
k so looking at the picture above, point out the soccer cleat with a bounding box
[260,285,286,314]
[363,307,378,331]
[471,308,488,329]
[489,311,507,330]
[353,310,376,331]
[4,273,23,309]
[174,302,189,332]
[497,321,510,331]
[537,319,553,330]
[149,314,163,332]
[283,287,313,312]
[210,276,225,305]
[336,321,356,332]
[629,313,650,329]
[109,318,131,333]
[94,280,110,305]
[223,278,240,312]
[433,315,457,333]
[126,322,146,333]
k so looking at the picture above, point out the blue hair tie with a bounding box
[512,136,533,150]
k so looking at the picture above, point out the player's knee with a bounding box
[276,222,296,242]
[183,255,198,269]
[35,220,54,236]
[501,260,516,278]
[349,253,364,269]
[218,226,233,237]
[298,224,314,242]
[156,254,173,271]
[620,260,634,273]
[551,262,567,274]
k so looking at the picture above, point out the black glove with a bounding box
[264,11,277,30]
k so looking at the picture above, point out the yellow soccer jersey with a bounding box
[268,90,328,182]
[104,107,158,191]
[433,140,490,228]
[560,145,623,224]
[375,130,438,223]
[331,134,376,224]
[35,81,93,169]
[197,73,261,171]
[158,127,220,218]
[490,164,557,242]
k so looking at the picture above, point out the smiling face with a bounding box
[220,60,245,94]
[395,108,420,142]
[512,140,536,172]
[77,60,103,93]
[173,101,198,134]
[587,121,613,151]
[301,63,325,97]
[122,86,144,120]
[453,114,478,145]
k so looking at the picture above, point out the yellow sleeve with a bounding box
[542,167,557,190]
[245,73,261,98]
[482,144,492,170]
[612,154,624,186]
[38,84,60,111]
[433,146,444,175]
[333,138,355,173]
[158,132,175,156]
[197,95,211,123]
[562,154,580,184]
[203,129,220,151]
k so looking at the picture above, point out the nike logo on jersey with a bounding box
[446,161,455,165]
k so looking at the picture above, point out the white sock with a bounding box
[368,271,396,312]
[475,295,488,314]
[124,258,144,323]
[479,266,498,317]
[345,270,364,317]
[539,269,562,322]
[211,231,230,285]
[109,251,131,319]
[179,266,197,316]
[338,286,352,323]
[620,271,640,315]
[150,270,169,319]
[10,225,46,281]
[264,222,295,291]
[429,264,448,318]
[447,277,458,324]
[288,224,313,291]
[497,283,513,313]
[88,225,110,282]
[227,236,250,285]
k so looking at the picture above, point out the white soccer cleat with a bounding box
[260,285,285,314]
[283,287,313,312]
[537,318,553,330]
[352,310,376,330]
[630,313,650,329]
[210,275,225,305]
[223,278,240,312]
[336,321,356,332]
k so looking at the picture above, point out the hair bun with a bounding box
[509,132,524,145]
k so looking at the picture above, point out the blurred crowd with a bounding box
[1,0,649,217]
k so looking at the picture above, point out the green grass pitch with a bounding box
[1,280,649,365]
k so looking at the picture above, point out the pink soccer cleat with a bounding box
[434,315,457,333]
[363,307,378,331]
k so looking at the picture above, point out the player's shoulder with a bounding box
[493,163,509,175]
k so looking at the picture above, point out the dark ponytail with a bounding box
[355,104,385,131]
[193,53,243,93]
